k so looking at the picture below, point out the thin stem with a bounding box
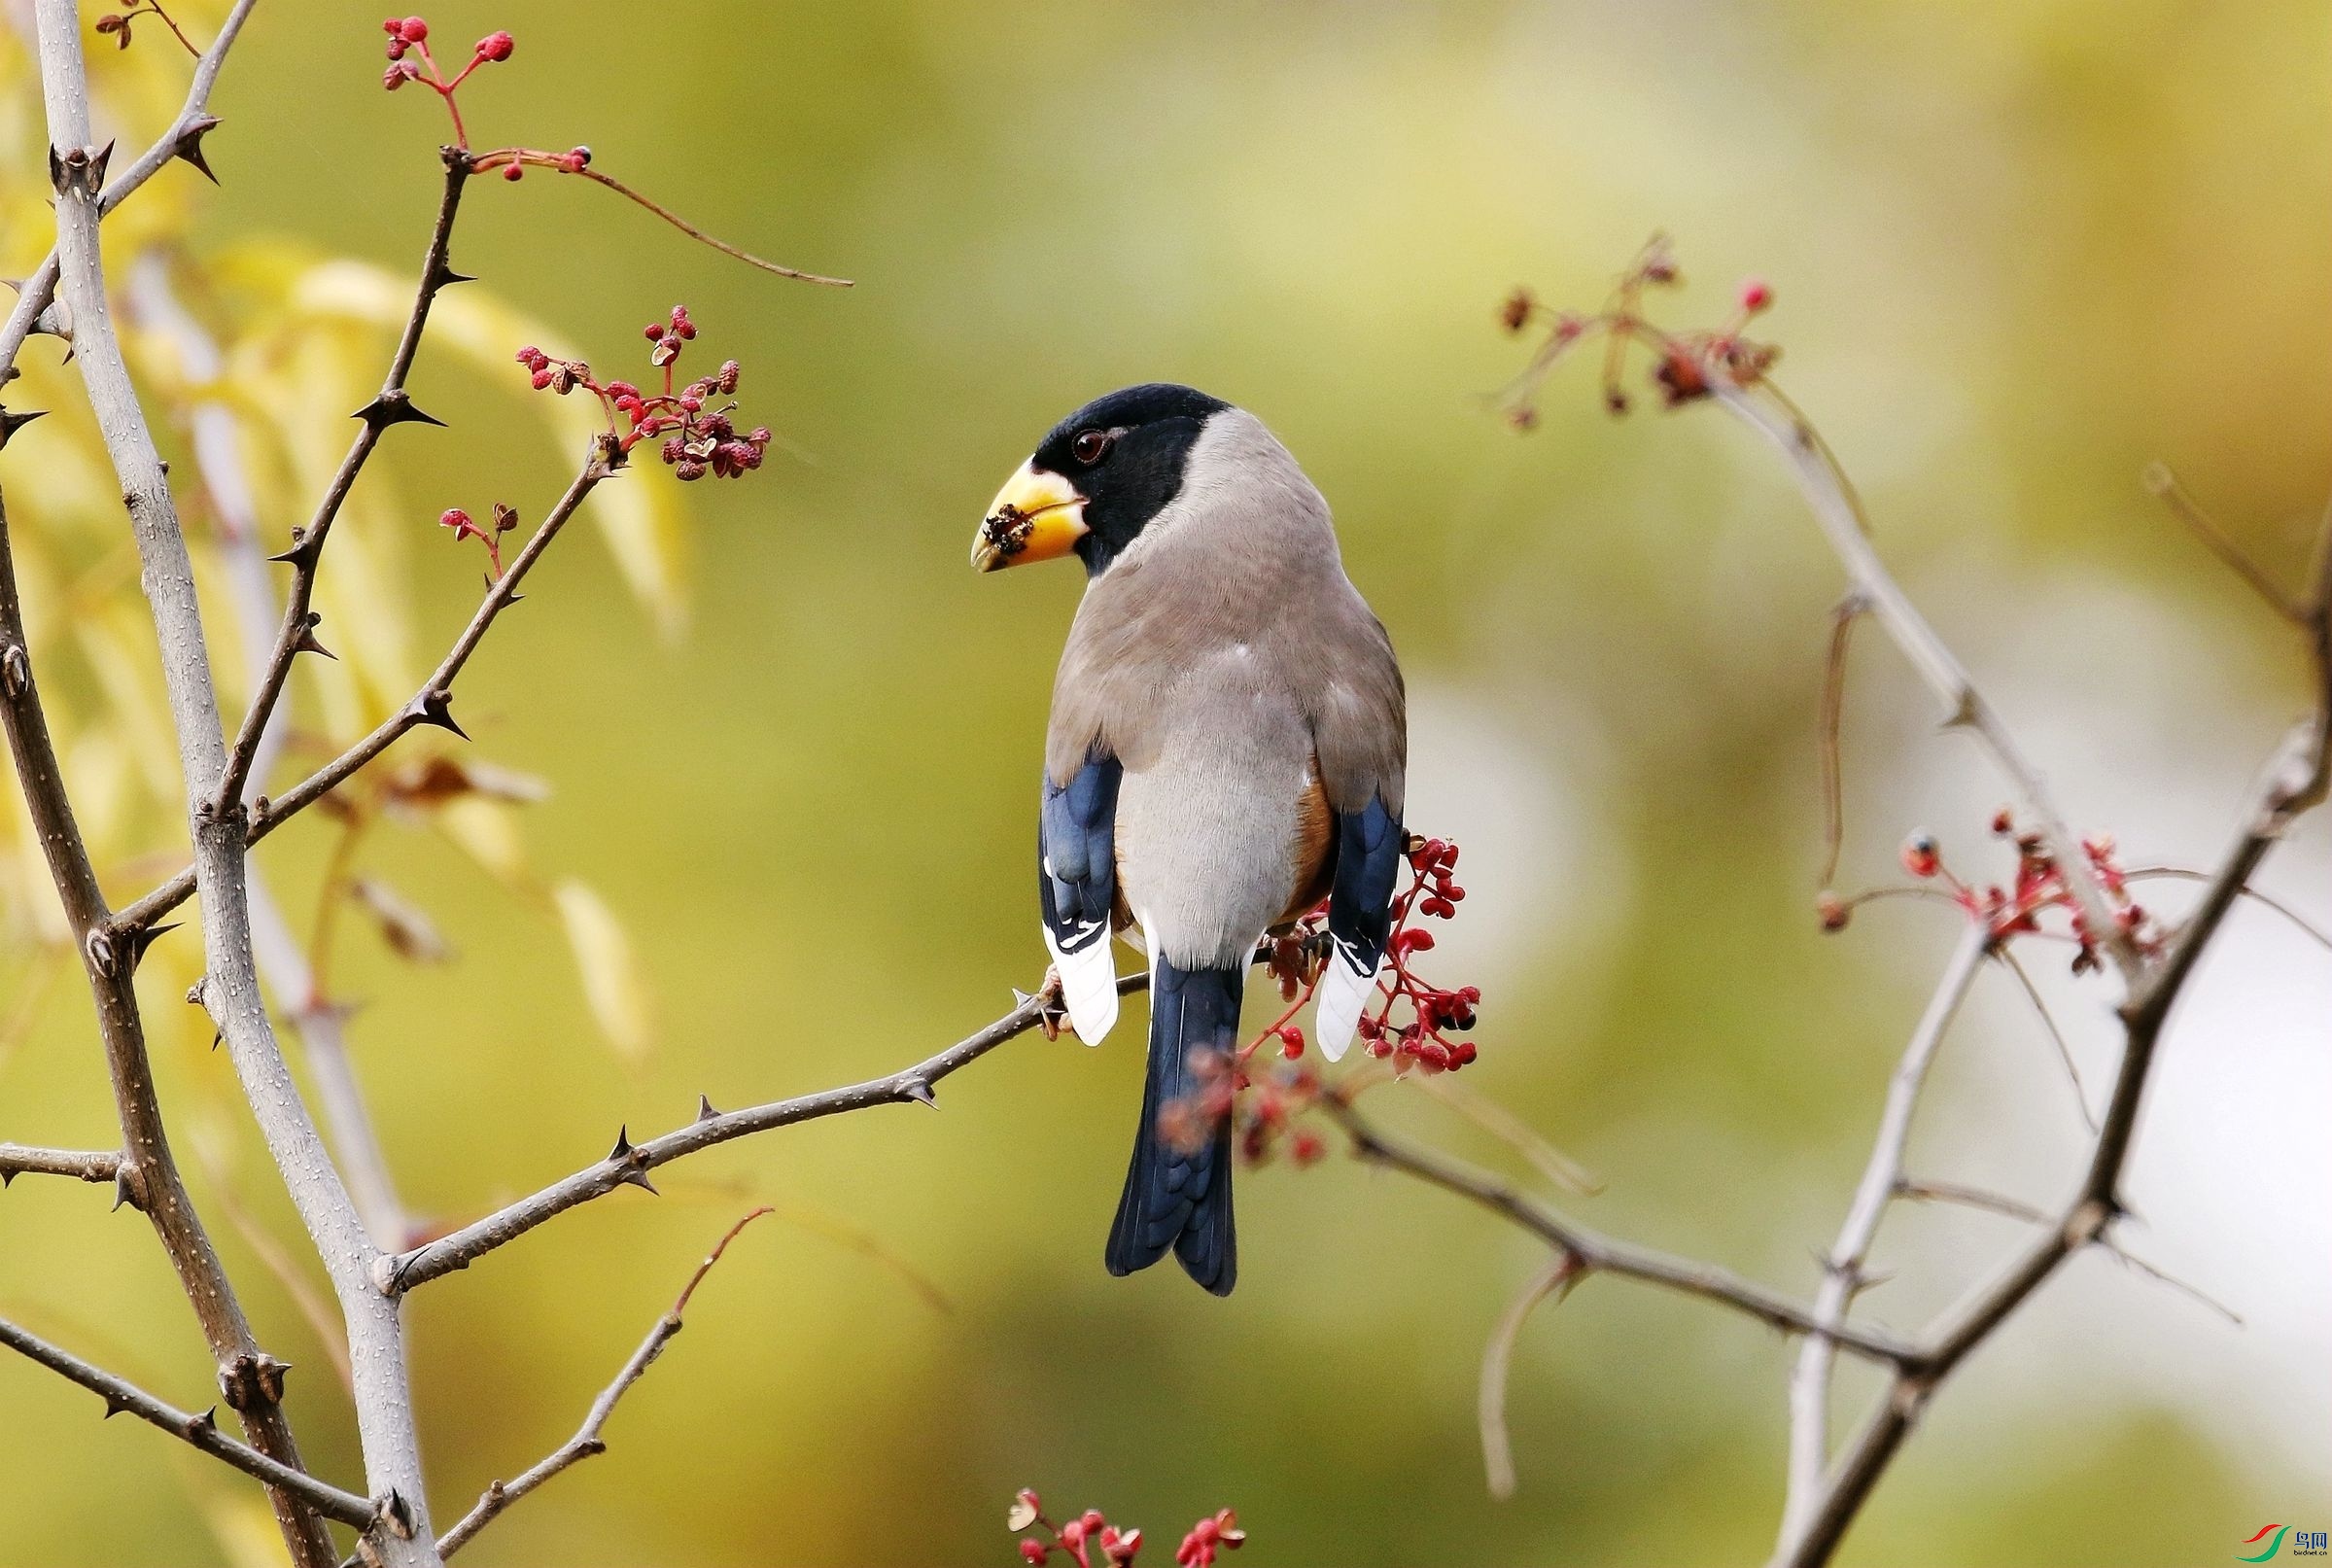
[1893,1179,2241,1327]
[2142,464,2308,624]
[1317,1094,1920,1366]
[0,0,260,384]
[1780,925,1988,1546]
[469,151,853,288]
[0,1143,122,1187]
[1995,947,2096,1133]
[34,6,436,1556]
[0,1317,376,1529]
[215,148,474,815]
[1478,1253,1580,1500]
[433,1207,776,1557]
[118,447,614,936]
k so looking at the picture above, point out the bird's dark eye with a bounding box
[1071,429,1114,465]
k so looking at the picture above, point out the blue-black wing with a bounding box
[1038,751,1123,1041]
[1314,794,1403,1059]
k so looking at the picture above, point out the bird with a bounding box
[971,383,1408,1295]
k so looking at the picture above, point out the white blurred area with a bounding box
[1812,564,2332,1483]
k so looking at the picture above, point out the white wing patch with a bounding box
[1043,923,1119,1045]
[1312,941,1379,1063]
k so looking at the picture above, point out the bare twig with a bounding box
[0,0,258,384]
[1994,947,2096,1133]
[1893,1178,2241,1327]
[0,1143,122,1188]
[384,974,1107,1293]
[2142,464,2308,624]
[2,490,334,1567]
[1478,1253,1580,1501]
[1317,1095,1920,1365]
[0,1316,377,1529]
[115,446,617,936]
[432,1207,776,1558]
[33,9,436,1558]
[1816,595,1864,889]
[1781,925,1987,1543]
[2123,866,2332,953]
[1411,1072,1602,1196]
[213,148,475,815]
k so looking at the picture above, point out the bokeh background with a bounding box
[2,3,2328,1564]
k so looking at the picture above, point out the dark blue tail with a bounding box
[1106,958,1241,1295]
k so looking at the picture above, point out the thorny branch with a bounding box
[0,1142,122,1189]
[1782,923,1989,1541]
[0,1317,377,1530]
[2,486,335,1567]
[115,444,617,936]
[1496,248,2332,1567]
[430,1207,776,1558]
[32,4,433,1559]
[213,145,477,817]
[0,0,253,384]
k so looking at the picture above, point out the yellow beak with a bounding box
[972,461,1089,573]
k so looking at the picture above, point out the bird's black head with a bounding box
[973,383,1232,578]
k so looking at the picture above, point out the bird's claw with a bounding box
[1022,973,1070,1041]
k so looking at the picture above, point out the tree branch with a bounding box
[32,10,437,1559]
[0,1142,122,1189]
[0,1316,377,1530]
[383,976,1101,1293]
[1700,375,2142,986]
[431,1206,776,1558]
[0,0,258,384]
[1,491,335,1567]
[214,147,475,815]
[1780,924,1988,1544]
[114,445,617,937]
[1769,499,2332,1568]
[1315,1093,1922,1366]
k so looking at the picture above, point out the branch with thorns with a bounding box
[1493,235,2332,1567]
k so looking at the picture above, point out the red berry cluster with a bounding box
[1889,811,2165,974]
[380,16,513,146]
[1350,836,1481,1074]
[1496,235,1781,428]
[1009,1491,1234,1568]
[1176,1513,1246,1568]
[436,503,517,579]
[1154,834,1485,1172]
[515,307,773,482]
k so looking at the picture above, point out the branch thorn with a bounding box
[412,688,467,739]
[694,1094,719,1123]
[266,526,321,570]
[353,391,446,431]
[173,115,223,184]
[0,405,46,450]
[899,1077,937,1109]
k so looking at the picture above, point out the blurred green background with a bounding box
[3,2,2329,1564]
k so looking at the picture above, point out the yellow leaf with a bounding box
[554,878,653,1063]
[434,796,529,886]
